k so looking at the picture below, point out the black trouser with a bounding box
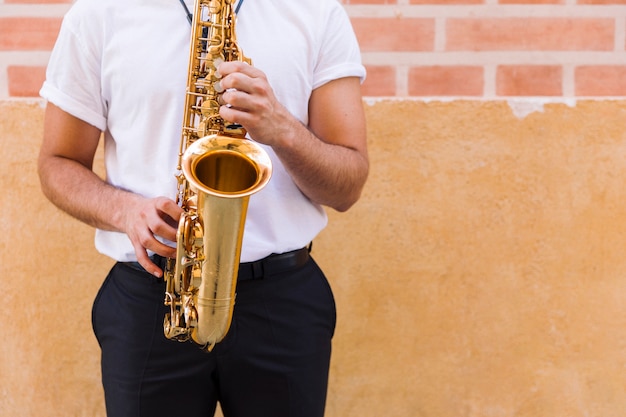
[91,254,336,417]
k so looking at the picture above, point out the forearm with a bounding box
[38,155,138,232]
[272,117,369,212]
[38,103,181,272]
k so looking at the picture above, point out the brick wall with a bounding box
[2,0,626,98]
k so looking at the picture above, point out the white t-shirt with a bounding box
[40,0,366,263]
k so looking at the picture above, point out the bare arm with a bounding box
[38,103,182,276]
[218,62,369,212]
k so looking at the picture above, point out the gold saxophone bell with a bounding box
[164,135,272,350]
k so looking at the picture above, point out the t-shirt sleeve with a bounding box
[312,3,366,90]
[39,5,107,131]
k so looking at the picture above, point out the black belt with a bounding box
[122,246,310,281]
[238,246,310,281]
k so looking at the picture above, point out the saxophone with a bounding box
[163,0,272,351]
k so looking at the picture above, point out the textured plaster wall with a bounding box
[2,99,626,416]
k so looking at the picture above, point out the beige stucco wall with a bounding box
[3,99,626,416]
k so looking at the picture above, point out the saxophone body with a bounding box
[163,0,272,351]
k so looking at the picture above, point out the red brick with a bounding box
[8,66,47,97]
[0,18,62,50]
[5,0,71,3]
[497,65,562,96]
[362,66,396,96]
[447,18,614,51]
[575,66,626,96]
[577,0,626,3]
[408,66,483,96]
[351,18,435,52]
[499,0,563,3]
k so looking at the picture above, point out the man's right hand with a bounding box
[124,196,183,277]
